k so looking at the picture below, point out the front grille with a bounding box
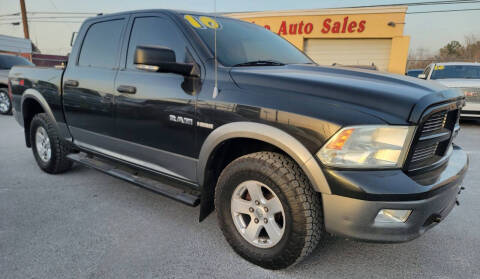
[406,104,460,171]
[410,143,439,163]
[420,110,447,134]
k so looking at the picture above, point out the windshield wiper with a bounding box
[233,60,285,67]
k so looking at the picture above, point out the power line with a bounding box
[28,11,98,14]
[1,1,479,23]
[0,22,20,25]
[225,0,480,13]
[0,16,91,20]
[0,11,98,18]
[0,20,83,24]
[29,20,84,23]
[0,0,478,18]
[0,16,90,22]
[339,0,480,8]
[407,7,480,13]
[2,6,477,24]
[0,12,20,17]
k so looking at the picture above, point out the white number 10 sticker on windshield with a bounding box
[184,15,221,30]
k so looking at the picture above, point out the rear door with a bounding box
[63,17,127,150]
[112,13,199,181]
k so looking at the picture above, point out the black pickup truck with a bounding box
[8,10,468,269]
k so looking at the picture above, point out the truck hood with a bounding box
[230,64,463,124]
[431,78,480,88]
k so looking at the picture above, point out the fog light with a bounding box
[375,209,412,223]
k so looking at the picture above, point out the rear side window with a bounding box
[126,16,187,69]
[78,19,125,68]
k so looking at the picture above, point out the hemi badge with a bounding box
[197,121,214,129]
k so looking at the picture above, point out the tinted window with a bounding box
[78,19,125,68]
[0,55,34,69]
[188,16,312,66]
[431,65,480,79]
[406,69,422,77]
[127,17,187,69]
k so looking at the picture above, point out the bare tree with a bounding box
[407,35,480,70]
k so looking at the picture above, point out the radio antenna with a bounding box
[212,0,219,99]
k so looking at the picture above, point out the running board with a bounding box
[67,153,200,207]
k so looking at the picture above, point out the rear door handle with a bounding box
[64,79,79,87]
[117,85,136,94]
[100,94,113,104]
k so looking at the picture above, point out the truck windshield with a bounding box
[431,65,480,79]
[185,15,313,67]
[0,55,34,70]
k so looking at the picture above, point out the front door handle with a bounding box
[117,85,136,94]
[64,79,79,87]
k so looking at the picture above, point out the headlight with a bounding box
[317,125,415,168]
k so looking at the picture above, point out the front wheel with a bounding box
[30,113,73,174]
[215,152,323,269]
[0,88,12,115]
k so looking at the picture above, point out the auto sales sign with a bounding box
[242,12,404,41]
[260,17,367,35]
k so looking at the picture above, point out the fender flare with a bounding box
[20,89,62,147]
[197,122,331,194]
[21,89,58,126]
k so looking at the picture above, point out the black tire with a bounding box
[0,88,12,115]
[215,152,323,269]
[30,113,73,174]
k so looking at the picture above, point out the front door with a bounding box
[113,14,199,181]
[63,17,127,151]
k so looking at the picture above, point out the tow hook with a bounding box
[432,214,442,223]
[456,186,465,206]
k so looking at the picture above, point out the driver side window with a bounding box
[126,16,187,70]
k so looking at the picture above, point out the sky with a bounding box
[1,0,479,55]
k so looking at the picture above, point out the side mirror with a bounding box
[417,73,427,79]
[134,45,197,77]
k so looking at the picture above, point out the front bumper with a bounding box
[322,145,468,243]
[461,103,480,118]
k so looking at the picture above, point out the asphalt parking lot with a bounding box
[0,114,479,279]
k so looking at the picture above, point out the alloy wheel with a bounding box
[35,126,52,162]
[230,180,286,248]
[0,91,10,114]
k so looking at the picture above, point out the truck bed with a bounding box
[9,66,64,123]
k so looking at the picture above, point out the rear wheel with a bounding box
[0,88,12,115]
[30,113,73,174]
[215,152,323,269]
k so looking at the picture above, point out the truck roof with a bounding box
[84,9,221,23]
[435,62,479,66]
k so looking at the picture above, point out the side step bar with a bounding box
[67,153,200,207]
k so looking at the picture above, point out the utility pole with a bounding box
[19,0,30,39]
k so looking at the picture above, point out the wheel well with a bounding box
[22,98,45,147]
[0,83,7,88]
[199,137,287,221]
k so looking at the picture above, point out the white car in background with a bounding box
[419,62,480,119]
